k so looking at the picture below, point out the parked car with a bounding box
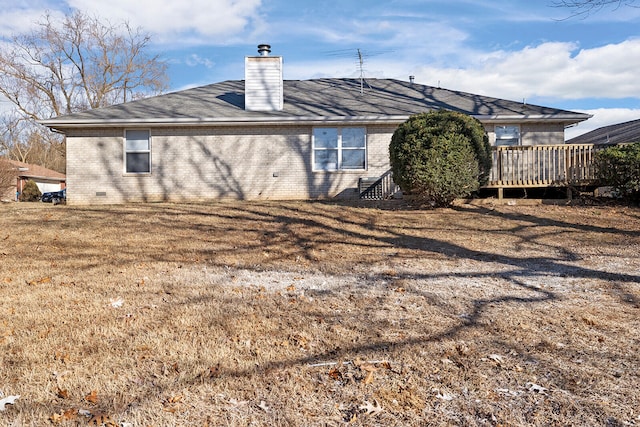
[41,189,66,204]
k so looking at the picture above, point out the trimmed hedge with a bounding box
[19,179,41,202]
[389,110,491,206]
[594,142,640,199]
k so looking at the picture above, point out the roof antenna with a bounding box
[358,48,364,94]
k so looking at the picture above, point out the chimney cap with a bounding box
[257,44,271,56]
[409,75,415,83]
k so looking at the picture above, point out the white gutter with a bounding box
[40,113,592,130]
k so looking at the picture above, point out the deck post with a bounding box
[498,187,503,200]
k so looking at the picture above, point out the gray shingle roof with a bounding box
[41,78,590,128]
[567,118,640,145]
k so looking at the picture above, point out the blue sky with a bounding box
[2,0,640,138]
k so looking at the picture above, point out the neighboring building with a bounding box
[567,118,640,145]
[0,159,66,202]
[41,45,591,205]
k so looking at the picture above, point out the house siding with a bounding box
[485,123,566,146]
[245,56,284,111]
[65,124,398,205]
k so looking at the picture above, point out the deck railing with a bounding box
[360,143,617,200]
[486,143,612,188]
[359,169,400,199]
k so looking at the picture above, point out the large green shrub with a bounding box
[19,179,41,202]
[594,142,640,199]
[389,110,491,206]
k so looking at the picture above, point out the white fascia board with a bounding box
[40,113,593,130]
[40,115,412,128]
[475,114,593,124]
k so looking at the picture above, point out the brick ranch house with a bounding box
[41,45,591,205]
[0,159,65,202]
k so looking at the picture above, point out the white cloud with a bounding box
[404,39,640,102]
[0,7,65,37]
[281,38,640,105]
[65,0,263,44]
[185,54,215,69]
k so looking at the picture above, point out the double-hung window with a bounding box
[125,129,151,174]
[313,127,366,171]
[495,125,520,146]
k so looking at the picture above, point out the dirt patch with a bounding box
[0,200,639,426]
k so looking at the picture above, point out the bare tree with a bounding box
[551,0,638,18]
[0,10,169,172]
[0,158,17,201]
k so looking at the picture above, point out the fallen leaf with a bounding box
[436,391,455,401]
[109,297,124,308]
[210,364,221,377]
[360,399,383,416]
[225,398,249,409]
[61,408,77,420]
[496,388,520,397]
[286,284,296,292]
[88,413,117,426]
[167,394,183,404]
[49,412,62,424]
[162,405,180,413]
[359,362,379,384]
[84,390,98,404]
[27,276,51,286]
[56,387,69,399]
[0,394,20,411]
[163,395,183,413]
[364,370,375,384]
[328,367,342,380]
[526,382,548,395]
[54,351,70,363]
[488,354,504,365]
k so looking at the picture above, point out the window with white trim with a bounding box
[313,127,366,171]
[495,125,520,146]
[125,129,151,173]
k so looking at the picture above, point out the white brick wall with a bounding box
[65,124,399,205]
[65,122,567,205]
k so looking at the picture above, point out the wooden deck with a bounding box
[359,143,614,200]
[485,143,610,198]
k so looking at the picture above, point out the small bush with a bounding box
[19,179,41,202]
[389,110,491,206]
[594,142,640,199]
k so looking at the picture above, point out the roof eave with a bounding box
[40,116,413,129]
[17,174,65,181]
[475,114,593,124]
[40,112,592,131]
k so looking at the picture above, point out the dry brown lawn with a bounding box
[0,200,639,426]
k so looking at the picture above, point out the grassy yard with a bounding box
[0,200,639,426]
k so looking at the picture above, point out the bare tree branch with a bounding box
[551,0,638,18]
[0,10,169,173]
[0,158,18,201]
